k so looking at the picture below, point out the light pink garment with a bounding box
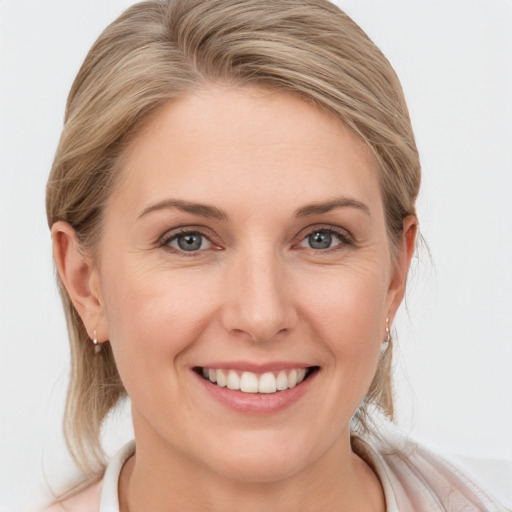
[42,480,102,512]
[352,434,509,511]
[43,435,509,511]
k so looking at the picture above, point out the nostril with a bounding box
[220,271,299,343]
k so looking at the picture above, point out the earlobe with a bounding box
[51,221,107,340]
[386,215,418,321]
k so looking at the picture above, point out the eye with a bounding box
[298,228,349,251]
[163,230,213,252]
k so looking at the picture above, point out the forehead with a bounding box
[111,85,382,215]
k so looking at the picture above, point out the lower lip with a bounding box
[194,370,317,414]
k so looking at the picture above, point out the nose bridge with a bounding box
[222,243,296,342]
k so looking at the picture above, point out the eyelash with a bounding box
[159,227,217,256]
[297,226,354,253]
[158,225,354,255]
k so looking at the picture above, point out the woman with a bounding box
[44,0,507,510]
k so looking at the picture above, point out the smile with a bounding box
[197,367,316,394]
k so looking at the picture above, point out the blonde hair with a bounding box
[46,0,420,479]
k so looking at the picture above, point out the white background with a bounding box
[1,1,511,510]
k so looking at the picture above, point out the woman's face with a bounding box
[92,86,412,482]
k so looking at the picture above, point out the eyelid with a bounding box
[157,225,220,251]
[156,223,354,254]
[293,224,354,250]
[296,223,353,239]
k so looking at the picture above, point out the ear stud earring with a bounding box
[92,330,102,354]
[381,317,391,354]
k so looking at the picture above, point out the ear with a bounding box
[51,221,108,341]
[385,215,418,323]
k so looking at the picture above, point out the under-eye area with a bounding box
[194,366,320,394]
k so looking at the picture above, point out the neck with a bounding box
[118,431,385,512]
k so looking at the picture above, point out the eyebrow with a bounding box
[138,199,229,221]
[295,197,371,217]
[137,195,371,221]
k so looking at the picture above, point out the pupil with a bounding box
[309,231,331,249]
[178,234,202,251]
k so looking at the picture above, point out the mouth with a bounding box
[194,366,319,394]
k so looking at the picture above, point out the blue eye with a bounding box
[308,230,332,249]
[165,232,212,252]
[299,229,347,250]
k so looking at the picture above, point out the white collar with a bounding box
[99,440,135,512]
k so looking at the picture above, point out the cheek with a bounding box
[295,265,388,393]
[297,263,388,344]
[99,259,217,387]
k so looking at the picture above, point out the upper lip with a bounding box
[193,361,314,373]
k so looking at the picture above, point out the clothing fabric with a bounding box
[45,432,509,511]
[351,434,509,511]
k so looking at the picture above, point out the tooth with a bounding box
[240,372,259,393]
[226,370,240,390]
[216,369,227,387]
[206,367,308,392]
[288,369,298,388]
[258,372,277,393]
[276,370,288,391]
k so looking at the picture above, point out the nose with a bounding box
[220,249,298,343]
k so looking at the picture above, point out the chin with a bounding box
[194,430,323,484]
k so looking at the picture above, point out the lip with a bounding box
[197,360,312,373]
[192,362,319,414]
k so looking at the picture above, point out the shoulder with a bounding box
[353,425,509,512]
[40,480,102,512]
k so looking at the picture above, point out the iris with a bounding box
[308,230,332,250]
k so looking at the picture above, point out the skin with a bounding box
[53,85,417,511]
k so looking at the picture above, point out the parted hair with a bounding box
[46,0,420,480]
